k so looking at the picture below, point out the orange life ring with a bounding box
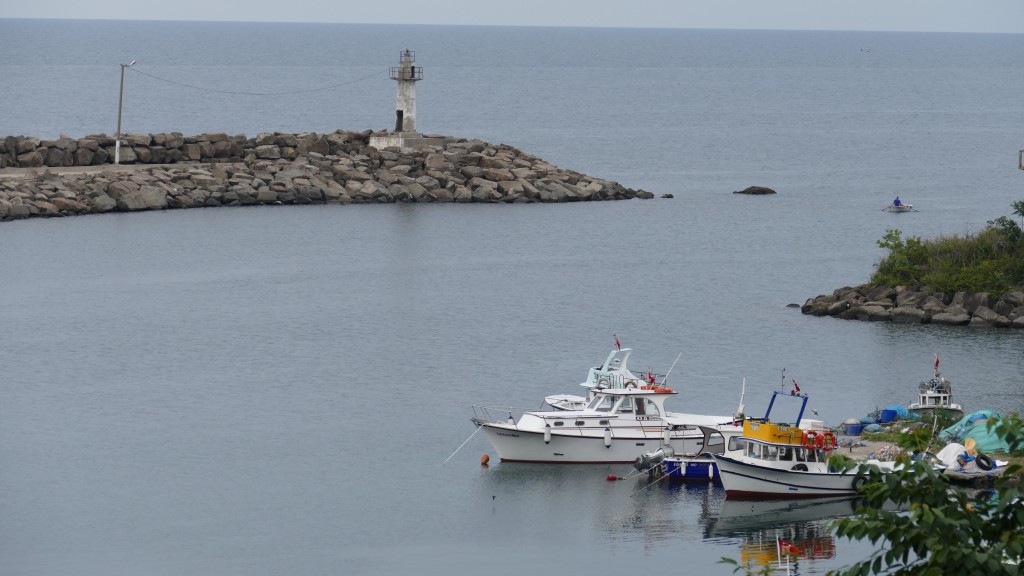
[803,431,818,451]
[821,431,837,450]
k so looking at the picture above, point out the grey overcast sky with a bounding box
[3,0,1023,33]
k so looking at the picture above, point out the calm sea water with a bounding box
[1,20,1023,576]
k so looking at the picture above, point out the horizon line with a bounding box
[1,17,1021,35]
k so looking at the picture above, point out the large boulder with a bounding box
[963,292,991,315]
[970,306,1009,328]
[116,185,168,211]
[890,306,927,323]
[800,298,831,316]
[855,305,891,321]
[866,285,897,303]
[931,311,972,326]
[733,185,776,195]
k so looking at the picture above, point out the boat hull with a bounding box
[908,405,963,417]
[475,421,709,464]
[713,454,859,499]
[661,457,720,482]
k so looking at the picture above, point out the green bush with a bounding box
[870,202,1024,298]
[830,413,1024,575]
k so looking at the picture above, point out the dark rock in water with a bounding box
[786,303,800,308]
[734,186,776,195]
[661,193,674,199]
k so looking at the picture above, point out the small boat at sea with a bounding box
[634,378,825,482]
[637,376,828,482]
[712,391,902,498]
[886,204,914,213]
[472,386,737,464]
[908,356,964,416]
[885,197,914,212]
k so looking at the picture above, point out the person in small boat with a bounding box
[893,196,902,207]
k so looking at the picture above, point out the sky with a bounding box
[2,0,1023,34]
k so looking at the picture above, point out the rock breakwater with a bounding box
[801,284,1024,328]
[0,130,652,221]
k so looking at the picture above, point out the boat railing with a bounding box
[471,404,539,424]
[919,378,952,394]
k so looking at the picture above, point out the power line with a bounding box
[126,66,388,96]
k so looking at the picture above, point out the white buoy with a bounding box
[544,423,551,444]
[663,425,671,446]
[604,427,612,448]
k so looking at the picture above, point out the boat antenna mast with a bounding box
[659,352,683,386]
[734,377,747,422]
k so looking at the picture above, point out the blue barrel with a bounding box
[879,409,897,423]
[843,423,864,436]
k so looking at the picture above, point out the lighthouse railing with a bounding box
[389,66,423,81]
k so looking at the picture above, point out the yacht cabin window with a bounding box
[744,441,760,459]
[729,437,746,453]
[589,396,615,412]
[637,398,660,417]
[738,441,822,463]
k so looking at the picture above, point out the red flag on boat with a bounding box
[614,334,621,350]
[935,354,940,370]
[792,379,801,394]
[647,370,655,385]
[779,538,800,555]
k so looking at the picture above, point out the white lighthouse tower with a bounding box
[391,49,421,133]
[370,50,445,150]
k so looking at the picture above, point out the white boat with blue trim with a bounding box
[713,391,885,498]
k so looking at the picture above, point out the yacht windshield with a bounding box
[588,395,616,412]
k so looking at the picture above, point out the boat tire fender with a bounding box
[975,454,994,471]
[791,463,808,471]
[853,476,867,491]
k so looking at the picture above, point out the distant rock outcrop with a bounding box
[733,186,776,195]
[801,285,1024,329]
[0,130,654,221]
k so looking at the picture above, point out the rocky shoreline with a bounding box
[0,130,653,221]
[801,284,1024,328]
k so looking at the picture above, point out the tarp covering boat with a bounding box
[938,410,1010,453]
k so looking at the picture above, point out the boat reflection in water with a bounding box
[704,497,863,575]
